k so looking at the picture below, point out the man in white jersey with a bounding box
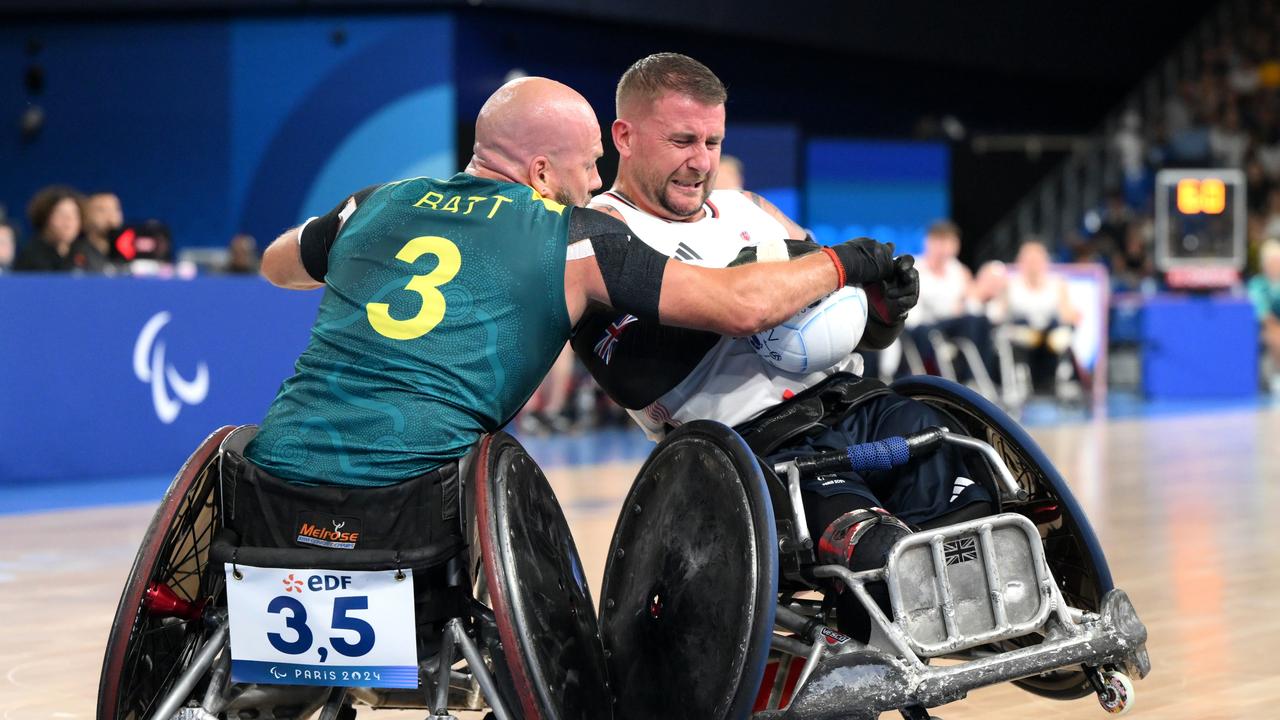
[904,219,997,382]
[572,53,992,641]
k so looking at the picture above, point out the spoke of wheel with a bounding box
[117,472,219,718]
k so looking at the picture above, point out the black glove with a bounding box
[858,255,918,352]
[829,238,896,285]
[882,255,919,320]
[864,255,919,323]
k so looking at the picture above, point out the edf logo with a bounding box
[308,574,354,591]
[133,311,209,424]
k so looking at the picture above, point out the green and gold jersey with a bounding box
[246,173,572,486]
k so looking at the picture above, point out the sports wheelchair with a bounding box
[98,376,1148,720]
[599,375,1148,720]
[97,426,612,720]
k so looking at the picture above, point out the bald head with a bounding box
[466,77,604,206]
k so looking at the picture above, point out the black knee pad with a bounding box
[817,507,911,572]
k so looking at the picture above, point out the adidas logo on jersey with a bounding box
[674,243,702,261]
[950,477,975,503]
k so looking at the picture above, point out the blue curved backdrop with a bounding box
[0,15,455,249]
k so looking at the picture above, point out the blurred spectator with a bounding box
[1248,238,1280,395]
[224,233,260,274]
[1263,188,1280,240]
[1229,48,1261,95]
[83,191,124,268]
[1259,127,1280,180]
[715,154,744,191]
[14,185,84,272]
[1169,118,1212,165]
[1163,80,1195,138]
[1087,190,1132,263]
[1111,220,1156,292]
[1113,110,1146,207]
[1209,106,1249,168]
[0,222,16,274]
[905,220,997,382]
[997,240,1081,396]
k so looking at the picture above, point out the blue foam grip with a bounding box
[845,436,911,472]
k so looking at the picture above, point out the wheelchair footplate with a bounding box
[766,514,1150,720]
[888,512,1054,656]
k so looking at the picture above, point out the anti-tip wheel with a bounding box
[1097,669,1135,715]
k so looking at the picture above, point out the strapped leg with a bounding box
[816,507,911,572]
[804,491,910,642]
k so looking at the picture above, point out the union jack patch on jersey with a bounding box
[594,314,639,364]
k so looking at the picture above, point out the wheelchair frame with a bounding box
[98,427,607,720]
[99,377,1148,720]
[750,376,1149,718]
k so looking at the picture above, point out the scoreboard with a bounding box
[1154,169,1246,287]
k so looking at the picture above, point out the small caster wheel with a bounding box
[1096,669,1134,715]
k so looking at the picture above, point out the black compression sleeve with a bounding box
[568,207,667,322]
[299,183,381,282]
[571,302,720,409]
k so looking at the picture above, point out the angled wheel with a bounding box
[472,432,613,720]
[600,420,778,720]
[892,376,1113,699]
[97,426,235,720]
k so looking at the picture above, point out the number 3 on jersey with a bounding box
[367,235,461,340]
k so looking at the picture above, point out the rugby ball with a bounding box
[748,286,868,374]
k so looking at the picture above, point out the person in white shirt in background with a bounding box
[903,220,998,384]
[991,238,1082,396]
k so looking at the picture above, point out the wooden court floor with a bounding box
[3,406,1279,719]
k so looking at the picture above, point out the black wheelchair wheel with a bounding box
[472,432,613,720]
[891,377,1112,700]
[600,421,778,720]
[97,426,233,720]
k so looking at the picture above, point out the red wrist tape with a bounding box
[820,246,845,287]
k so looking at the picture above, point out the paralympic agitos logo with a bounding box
[133,311,210,424]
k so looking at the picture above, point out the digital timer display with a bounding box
[1155,169,1245,274]
[1175,177,1227,215]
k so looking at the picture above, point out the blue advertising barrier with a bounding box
[1141,294,1258,399]
[0,277,322,484]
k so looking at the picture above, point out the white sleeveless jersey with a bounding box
[1006,274,1064,330]
[908,258,969,327]
[590,189,864,440]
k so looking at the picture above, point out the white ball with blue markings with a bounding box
[748,286,868,374]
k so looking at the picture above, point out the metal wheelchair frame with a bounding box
[759,430,1148,719]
